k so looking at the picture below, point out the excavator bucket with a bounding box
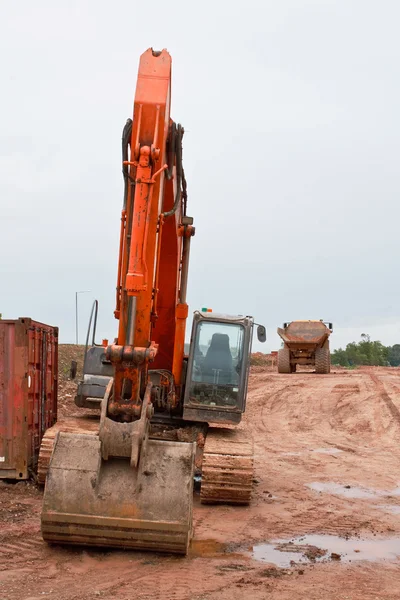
[41,432,196,554]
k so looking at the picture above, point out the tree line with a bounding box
[332,334,400,367]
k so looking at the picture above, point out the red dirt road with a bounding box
[1,365,400,599]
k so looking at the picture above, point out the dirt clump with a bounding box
[57,344,85,418]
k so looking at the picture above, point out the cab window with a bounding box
[188,322,245,407]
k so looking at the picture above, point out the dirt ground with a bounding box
[1,350,400,599]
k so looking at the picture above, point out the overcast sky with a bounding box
[1,0,399,352]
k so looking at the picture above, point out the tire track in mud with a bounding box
[50,556,245,600]
[258,383,304,432]
[258,377,344,444]
[369,373,400,429]
[326,386,365,434]
[0,536,47,576]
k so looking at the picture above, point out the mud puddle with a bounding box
[191,534,400,568]
[251,535,400,567]
[307,481,400,499]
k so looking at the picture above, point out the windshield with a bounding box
[187,321,245,407]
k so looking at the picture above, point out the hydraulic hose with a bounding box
[122,118,133,210]
[163,123,187,217]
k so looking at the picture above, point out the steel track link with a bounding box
[200,428,254,505]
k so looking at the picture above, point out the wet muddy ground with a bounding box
[1,363,400,599]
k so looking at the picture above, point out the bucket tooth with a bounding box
[41,432,195,554]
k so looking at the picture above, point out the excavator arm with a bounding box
[110,48,194,421]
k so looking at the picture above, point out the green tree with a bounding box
[331,334,389,367]
[388,344,400,367]
[330,348,349,366]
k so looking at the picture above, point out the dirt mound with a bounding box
[58,344,85,381]
[57,344,85,418]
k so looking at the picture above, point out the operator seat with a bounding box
[201,333,233,383]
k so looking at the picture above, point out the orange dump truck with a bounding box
[277,320,333,374]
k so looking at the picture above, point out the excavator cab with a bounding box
[183,311,266,424]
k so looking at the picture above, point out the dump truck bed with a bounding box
[277,320,330,350]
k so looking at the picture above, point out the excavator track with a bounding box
[200,428,254,504]
[38,418,99,485]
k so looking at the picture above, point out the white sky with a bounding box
[1,0,399,353]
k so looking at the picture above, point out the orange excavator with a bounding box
[40,48,266,554]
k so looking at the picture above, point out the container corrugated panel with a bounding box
[0,318,58,479]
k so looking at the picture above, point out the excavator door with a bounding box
[183,311,265,424]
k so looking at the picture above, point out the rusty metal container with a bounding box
[0,318,58,479]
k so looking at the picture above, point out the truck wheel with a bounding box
[278,346,291,374]
[315,344,330,374]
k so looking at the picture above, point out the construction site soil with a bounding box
[1,346,400,599]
